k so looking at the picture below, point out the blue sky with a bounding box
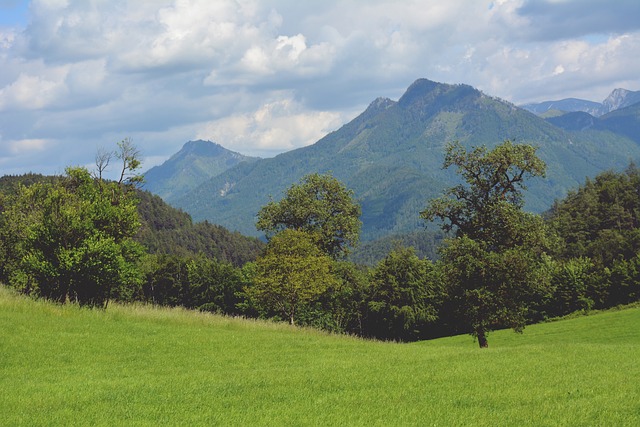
[1,0,640,178]
[0,1,29,27]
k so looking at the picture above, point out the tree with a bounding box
[365,246,441,341]
[438,235,550,347]
[256,173,361,259]
[247,229,338,325]
[549,164,640,266]
[422,140,546,246]
[421,140,550,347]
[1,142,145,308]
[547,164,640,308]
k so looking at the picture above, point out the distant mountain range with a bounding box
[145,79,640,241]
[521,88,640,117]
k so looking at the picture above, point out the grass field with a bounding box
[1,286,639,426]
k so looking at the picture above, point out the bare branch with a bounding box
[94,147,113,181]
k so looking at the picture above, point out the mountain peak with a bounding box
[180,140,226,157]
[398,79,441,106]
[143,140,258,202]
[397,78,479,115]
[368,97,395,110]
[169,78,640,241]
[602,88,640,112]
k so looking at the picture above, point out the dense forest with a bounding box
[1,141,640,346]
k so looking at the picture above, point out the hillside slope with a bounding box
[0,174,263,266]
[173,79,640,240]
[2,287,639,425]
[143,140,258,202]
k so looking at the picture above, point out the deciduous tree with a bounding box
[247,229,337,325]
[366,246,441,341]
[256,173,361,259]
[421,140,550,347]
[1,142,145,308]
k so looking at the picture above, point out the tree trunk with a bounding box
[290,313,295,326]
[477,329,489,348]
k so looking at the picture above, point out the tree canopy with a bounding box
[422,140,550,347]
[256,173,362,259]
[422,140,546,249]
[2,166,144,307]
[366,246,441,341]
[247,229,338,325]
[0,141,146,308]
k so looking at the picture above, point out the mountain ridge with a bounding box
[154,78,640,241]
[521,88,640,117]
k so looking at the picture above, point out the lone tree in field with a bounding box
[248,229,337,325]
[421,140,550,347]
[256,173,361,259]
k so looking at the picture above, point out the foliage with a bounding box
[349,229,446,266]
[549,257,599,316]
[364,246,441,341]
[256,173,361,259]
[422,141,550,347]
[549,164,640,265]
[140,254,247,315]
[135,190,264,267]
[439,236,551,345]
[1,166,144,307]
[247,229,338,325]
[290,261,371,335]
[421,140,546,245]
[548,163,640,307]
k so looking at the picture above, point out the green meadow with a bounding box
[2,286,639,426]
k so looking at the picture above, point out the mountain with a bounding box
[143,140,258,203]
[545,111,598,131]
[602,88,640,112]
[521,88,640,117]
[165,79,640,241]
[546,102,640,144]
[521,98,605,116]
[596,102,640,143]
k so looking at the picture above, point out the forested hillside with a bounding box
[0,174,264,267]
[135,190,263,266]
[546,102,640,144]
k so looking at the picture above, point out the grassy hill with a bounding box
[2,286,639,426]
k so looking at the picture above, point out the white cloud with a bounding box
[5,138,50,155]
[0,69,68,111]
[0,0,638,176]
[197,96,344,156]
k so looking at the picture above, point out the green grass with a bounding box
[2,286,639,426]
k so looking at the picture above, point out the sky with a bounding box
[1,0,639,178]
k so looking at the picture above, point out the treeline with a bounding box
[1,141,640,347]
[0,173,264,268]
